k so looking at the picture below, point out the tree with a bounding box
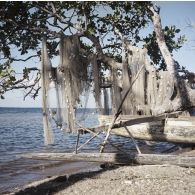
[144,25,186,71]
[147,3,195,114]
[0,1,193,113]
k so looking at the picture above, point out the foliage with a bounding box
[144,25,186,70]
[0,1,186,98]
[0,60,40,99]
[0,2,150,59]
[0,61,15,98]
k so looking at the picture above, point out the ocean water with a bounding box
[0,107,174,194]
[0,107,100,164]
[0,107,103,194]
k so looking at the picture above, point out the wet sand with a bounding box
[4,147,195,195]
[1,160,101,194]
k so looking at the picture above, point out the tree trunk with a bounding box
[148,5,177,77]
[148,4,195,114]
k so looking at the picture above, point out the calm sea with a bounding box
[0,107,174,194]
[0,107,102,194]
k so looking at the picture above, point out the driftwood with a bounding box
[20,152,195,168]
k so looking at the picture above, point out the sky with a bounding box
[0,1,195,108]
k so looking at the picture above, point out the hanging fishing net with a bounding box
[41,35,96,144]
[41,35,152,145]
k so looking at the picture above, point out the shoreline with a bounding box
[10,163,195,195]
[10,164,103,195]
[1,160,101,195]
[3,147,195,195]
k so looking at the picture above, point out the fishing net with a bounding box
[110,64,122,114]
[125,46,147,114]
[41,38,54,145]
[41,35,90,145]
[41,35,152,145]
[91,54,102,112]
[55,35,89,133]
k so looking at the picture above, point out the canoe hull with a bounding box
[98,115,195,144]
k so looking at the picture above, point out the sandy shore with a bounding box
[12,163,195,195]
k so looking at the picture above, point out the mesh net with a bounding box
[41,36,157,145]
[41,38,54,144]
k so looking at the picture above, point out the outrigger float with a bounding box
[22,35,195,168]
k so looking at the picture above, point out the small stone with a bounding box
[124,180,132,185]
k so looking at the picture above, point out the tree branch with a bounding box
[85,34,122,69]
[148,4,177,76]
[11,55,39,62]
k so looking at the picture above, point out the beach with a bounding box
[12,163,195,195]
[1,108,195,195]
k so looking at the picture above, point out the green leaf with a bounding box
[175,29,180,33]
[0,95,5,99]
[10,76,16,81]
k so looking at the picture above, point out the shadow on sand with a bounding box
[14,164,118,195]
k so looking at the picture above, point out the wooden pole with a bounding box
[76,123,129,155]
[20,152,195,168]
[124,126,142,154]
[75,132,101,152]
[75,131,80,154]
